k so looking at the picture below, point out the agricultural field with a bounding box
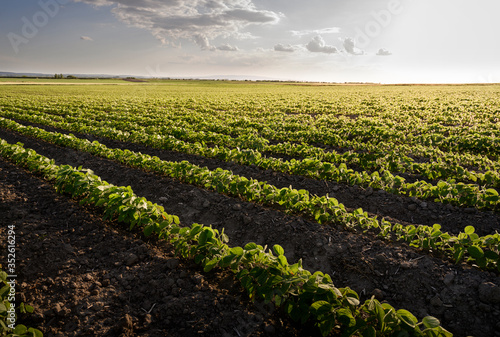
[1,80,500,337]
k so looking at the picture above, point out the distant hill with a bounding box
[0,71,127,79]
[0,71,287,82]
[0,71,53,78]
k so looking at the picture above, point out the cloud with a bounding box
[306,36,337,54]
[291,27,340,37]
[74,0,281,49]
[376,48,392,56]
[80,36,94,41]
[274,43,296,52]
[343,37,363,55]
[194,34,212,50]
[217,44,239,51]
[193,35,239,51]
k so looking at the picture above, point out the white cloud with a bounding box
[194,34,212,50]
[343,37,363,55]
[306,36,337,54]
[80,36,94,41]
[291,27,340,37]
[274,43,296,52]
[376,48,392,56]
[74,0,281,49]
[217,44,239,51]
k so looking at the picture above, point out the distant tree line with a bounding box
[54,74,77,79]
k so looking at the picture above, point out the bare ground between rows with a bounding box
[0,158,307,337]
[4,120,500,237]
[1,128,500,336]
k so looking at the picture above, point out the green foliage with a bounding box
[0,271,43,337]
[0,118,499,272]
[4,83,500,336]
[0,138,453,337]
[2,106,500,212]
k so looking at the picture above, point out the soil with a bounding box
[1,124,500,337]
[0,149,306,337]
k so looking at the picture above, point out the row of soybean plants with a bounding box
[2,87,500,171]
[1,110,500,212]
[1,117,499,273]
[0,136,453,337]
[5,90,500,179]
[10,94,500,172]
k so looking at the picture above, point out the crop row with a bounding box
[42,107,500,187]
[3,89,500,158]
[1,115,499,213]
[3,103,500,176]
[0,137,453,337]
[1,118,499,273]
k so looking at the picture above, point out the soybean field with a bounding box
[1,80,500,337]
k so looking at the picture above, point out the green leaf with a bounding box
[222,254,239,267]
[230,247,244,256]
[143,225,154,237]
[244,242,258,250]
[28,327,44,337]
[484,250,499,260]
[21,303,34,314]
[0,303,7,315]
[346,296,360,307]
[199,229,214,245]
[453,247,465,263]
[422,316,441,329]
[0,285,10,298]
[310,301,333,316]
[397,309,418,328]
[467,245,484,259]
[469,233,480,242]
[317,318,336,337]
[485,188,499,196]
[278,255,288,267]
[337,308,356,327]
[464,226,475,235]
[13,325,28,334]
[203,258,218,272]
[273,244,285,256]
[189,223,204,236]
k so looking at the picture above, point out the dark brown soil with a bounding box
[0,155,307,337]
[122,78,148,83]
[1,125,500,337]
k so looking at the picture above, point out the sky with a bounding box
[1,0,499,83]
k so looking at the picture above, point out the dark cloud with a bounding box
[74,0,281,49]
[306,36,337,54]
